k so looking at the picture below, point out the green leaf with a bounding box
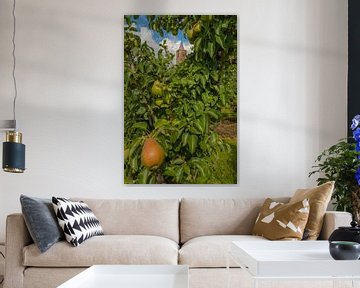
[221,21,229,29]
[182,132,189,147]
[210,71,219,82]
[175,166,184,183]
[188,135,198,154]
[130,157,138,171]
[200,115,207,131]
[149,175,156,184]
[200,75,206,88]
[136,106,146,115]
[208,132,217,144]
[193,162,205,177]
[215,25,221,36]
[124,149,129,161]
[183,164,190,175]
[215,35,225,49]
[139,168,150,183]
[208,42,215,58]
[183,103,189,115]
[172,158,184,165]
[207,109,219,120]
[194,119,204,134]
[193,115,206,135]
[163,166,176,177]
[194,37,202,52]
[155,119,169,128]
[129,137,142,158]
[220,93,226,106]
[196,101,205,114]
[170,128,183,143]
[132,122,148,130]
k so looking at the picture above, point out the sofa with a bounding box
[4,198,352,288]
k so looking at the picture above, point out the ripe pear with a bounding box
[141,138,165,169]
[193,22,201,34]
[187,28,194,40]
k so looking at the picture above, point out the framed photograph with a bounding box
[124,15,237,184]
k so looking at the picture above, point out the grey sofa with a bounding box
[4,198,352,288]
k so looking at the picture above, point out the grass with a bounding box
[206,138,237,184]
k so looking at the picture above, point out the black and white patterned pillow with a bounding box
[52,197,104,247]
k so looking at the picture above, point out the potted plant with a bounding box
[309,115,360,222]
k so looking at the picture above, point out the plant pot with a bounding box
[329,241,360,260]
[329,221,360,244]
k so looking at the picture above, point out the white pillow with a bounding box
[52,197,103,247]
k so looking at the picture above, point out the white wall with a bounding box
[0,0,347,242]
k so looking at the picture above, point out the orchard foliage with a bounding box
[124,15,237,184]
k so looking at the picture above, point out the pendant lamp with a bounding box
[1,0,26,173]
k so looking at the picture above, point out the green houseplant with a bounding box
[309,115,360,222]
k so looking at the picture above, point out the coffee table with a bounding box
[228,241,360,288]
[57,265,189,288]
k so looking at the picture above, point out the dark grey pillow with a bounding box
[20,195,64,253]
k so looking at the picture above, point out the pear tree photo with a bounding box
[124,15,237,184]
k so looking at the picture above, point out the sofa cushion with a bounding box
[180,198,289,243]
[72,198,179,243]
[23,235,178,267]
[52,197,104,247]
[290,181,334,240]
[179,235,267,268]
[252,198,310,240]
[20,195,64,253]
[24,268,86,288]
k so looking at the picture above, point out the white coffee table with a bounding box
[58,265,189,288]
[228,241,360,288]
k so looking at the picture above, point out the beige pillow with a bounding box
[252,198,310,240]
[289,181,334,240]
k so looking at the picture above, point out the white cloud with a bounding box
[183,42,193,54]
[134,27,161,53]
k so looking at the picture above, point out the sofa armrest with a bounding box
[318,211,352,240]
[4,213,32,288]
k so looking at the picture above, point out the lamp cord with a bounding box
[12,0,18,130]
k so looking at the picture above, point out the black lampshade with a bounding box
[2,131,25,173]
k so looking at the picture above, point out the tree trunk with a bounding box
[351,189,360,223]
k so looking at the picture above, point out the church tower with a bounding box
[176,42,187,64]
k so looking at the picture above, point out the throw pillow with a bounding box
[52,197,104,247]
[289,181,334,240]
[252,198,310,240]
[20,195,64,253]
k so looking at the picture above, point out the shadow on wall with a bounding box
[239,0,347,189]
[303,0,347,158]
[4,0,179,115]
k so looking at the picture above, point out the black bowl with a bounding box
[329,241,360,260]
